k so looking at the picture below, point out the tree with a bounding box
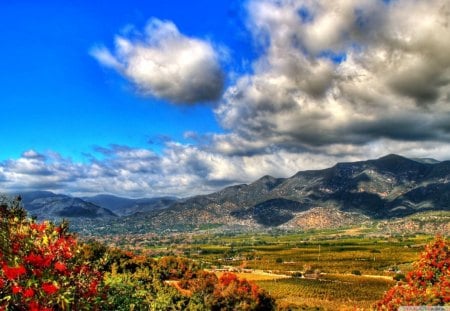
[375,236,450,310]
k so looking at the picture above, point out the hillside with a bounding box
[20,192,117,220]
[127,154,450,230]
[16,154,450,232]
[83,194,177,216]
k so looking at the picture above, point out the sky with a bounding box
[1,0,450,198]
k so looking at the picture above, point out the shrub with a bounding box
[291,272,302,278]
[0,196,105,310]
[375,236,450,310]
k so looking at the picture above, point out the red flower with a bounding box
[12,284,22,294]
[219,272,238,286]
[28,301,40,311]
[24,252,53,268]
[42,282,58,295]
[54,261,67,273]
[42,254,54,268]
[2,264,26,280]
[23,288,35,298]
[88,280,98,296]
[25,253,44,267]
[30,222,47,232]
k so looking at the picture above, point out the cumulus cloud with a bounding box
[216,0,450,153]
[91,18,224,104]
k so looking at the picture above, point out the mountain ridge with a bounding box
[19,192,117,220]
[12,154,450,231]
[131,154,450,229]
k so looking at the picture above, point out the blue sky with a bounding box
[1,0,450,198]
[0,0,246,160]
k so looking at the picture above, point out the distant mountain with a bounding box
[19,192,117,220]
[83,194,177,216]
[12,154,450,232]
[128,154,450,230]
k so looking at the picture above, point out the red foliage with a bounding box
[219,272,239,286]
[375,236,450,310]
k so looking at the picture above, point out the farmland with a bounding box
[87,226,443,310]
[258,274,395,310]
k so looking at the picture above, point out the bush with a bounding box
[0,196,105,310]
[351,270,362,276]
[291,272,302,278]
[375,236,450,309]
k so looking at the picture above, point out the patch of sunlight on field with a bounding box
[214,270,290,281]
[257,274,395,310]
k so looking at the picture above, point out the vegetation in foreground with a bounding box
[0,196,274,310]
[82,222,449,310]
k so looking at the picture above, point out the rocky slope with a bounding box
[130,154,450,229]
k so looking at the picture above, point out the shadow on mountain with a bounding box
[232,198,310,226]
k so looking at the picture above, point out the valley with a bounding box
[82,225,442,310]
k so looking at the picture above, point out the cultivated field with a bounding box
[91,226,443,310]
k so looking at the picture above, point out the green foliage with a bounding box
[101,254,275,311]
[393,273,406,281]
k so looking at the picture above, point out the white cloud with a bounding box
[92,18,224,104]
[217,0,450,153]
[3,139,450,198]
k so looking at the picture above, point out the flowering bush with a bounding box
[0,197,104,311]
[179,271,275,310]
[375,236,450,310]
[213,272,275,310]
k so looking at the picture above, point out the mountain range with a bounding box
[13,154,450,231]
